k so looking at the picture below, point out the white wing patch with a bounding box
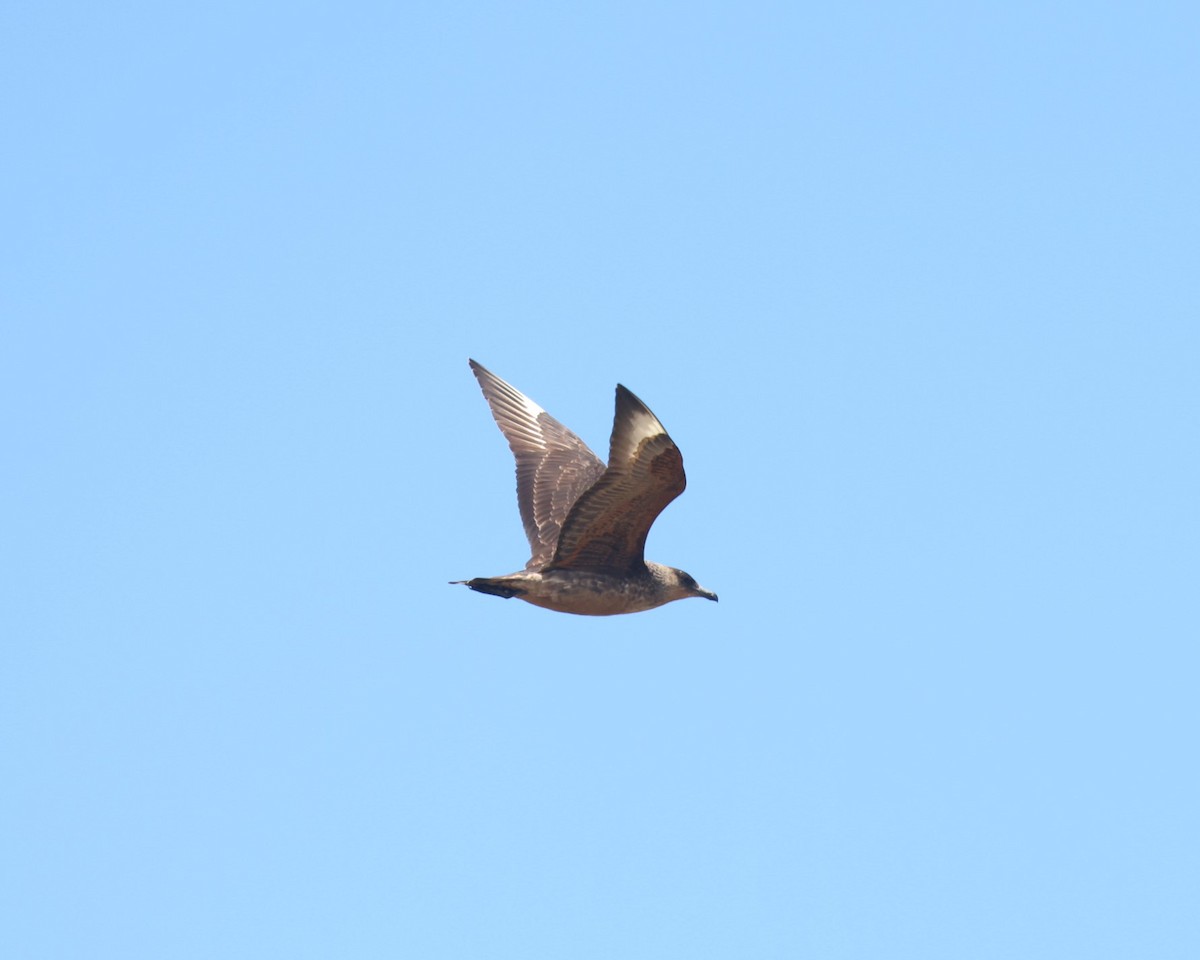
[627,405,666,442]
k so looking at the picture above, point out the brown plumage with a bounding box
[452,360,717,616]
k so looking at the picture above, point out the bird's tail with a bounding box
[449,578,525,600]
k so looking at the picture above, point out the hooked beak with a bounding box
[697,587,719,602]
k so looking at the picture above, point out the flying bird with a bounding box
[452,360,718,616]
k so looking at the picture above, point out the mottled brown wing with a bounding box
[469,360,607,570]
[547,384,686,574]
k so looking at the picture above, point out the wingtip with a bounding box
[612,382,666,436]
[617,380,654,402]
[468,358,492,384]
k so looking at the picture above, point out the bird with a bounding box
[452,359,718,616]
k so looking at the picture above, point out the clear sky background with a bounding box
[3,2,1197,958]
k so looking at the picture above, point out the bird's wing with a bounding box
[469,360,607,570]
[547,384,686,574]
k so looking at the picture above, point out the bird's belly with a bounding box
[521,571,666,616]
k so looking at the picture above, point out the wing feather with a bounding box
[547,384,686,573]
[469,360,607,570]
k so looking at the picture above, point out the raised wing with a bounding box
[469,360,607,570]
[547,384,686,574]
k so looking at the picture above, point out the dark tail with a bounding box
[449,578,525,600]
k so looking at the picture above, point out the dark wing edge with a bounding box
[468,360,606,569]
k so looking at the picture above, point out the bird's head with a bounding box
[649,562,719,604]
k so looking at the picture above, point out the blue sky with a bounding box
[3,2,1197,957]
